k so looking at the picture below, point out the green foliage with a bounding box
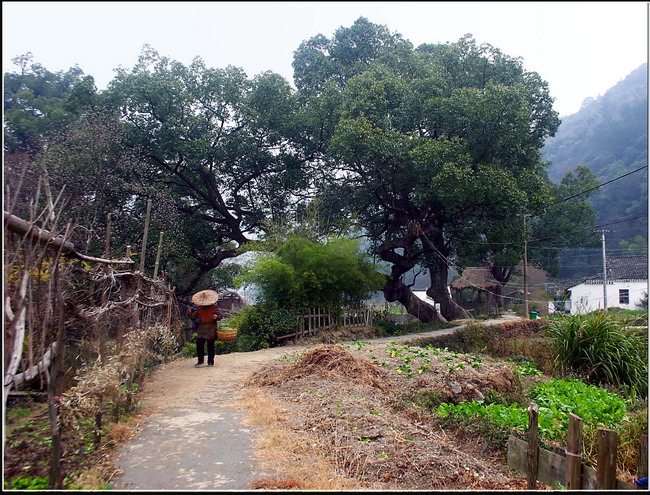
[293,20,582,320]
[4,476,84,491]
[103,46,307,295]
[545,312,648,396]
[527,165,600,276]
[437,401,531,432]
[237,236,385,310]
[372,316,401,336]
[234,303,297,350]
[4,52,90,154]
[5,476,50,490]
[510,359,543,378]
[181,339,197,358]
[436,377,628,441]
[531,378,627,429]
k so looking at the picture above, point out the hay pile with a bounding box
[249,344,387,390]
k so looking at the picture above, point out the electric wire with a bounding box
[531,164,648,212]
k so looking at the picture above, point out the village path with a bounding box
[110,313,522,491]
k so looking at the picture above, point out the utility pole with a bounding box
[601,230,608,313]
[523,214,529,318]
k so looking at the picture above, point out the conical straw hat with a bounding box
[191,289,219,306]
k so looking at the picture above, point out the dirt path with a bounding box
[111,314,522,490]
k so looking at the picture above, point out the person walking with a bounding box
[188,290,223,367]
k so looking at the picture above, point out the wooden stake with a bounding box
[638,435,648,489]
[527,403,539,489]
[139,199,152,275]
[566,413,583,490]
[153,231,164,280]
[103,213,112,258]
[597,428,617,489]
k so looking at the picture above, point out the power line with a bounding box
[533,165,648,212]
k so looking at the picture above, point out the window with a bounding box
[619,289,630,305]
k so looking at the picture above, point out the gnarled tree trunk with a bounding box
[424,244,470,321]
[379,235,446,323]
[384,275,447,323]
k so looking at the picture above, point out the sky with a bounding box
[2,1,648,117]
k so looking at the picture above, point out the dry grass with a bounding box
[236,387,362,490]
[106,418,141,444]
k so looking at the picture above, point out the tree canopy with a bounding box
[4,19,602,317]
[101,47,314,294]
[290,19,593,320]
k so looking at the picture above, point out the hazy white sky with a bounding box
[2,1,648,117]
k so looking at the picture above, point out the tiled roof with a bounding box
[450,267,502,290]
[584,255,648,282]
[545,278,585,296]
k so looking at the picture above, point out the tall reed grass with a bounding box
[545,311,648,397]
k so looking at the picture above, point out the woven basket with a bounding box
[217,328,238,342]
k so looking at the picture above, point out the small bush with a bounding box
[455,321,491,351]
[181,334,197,357]
[235,303,296,350]
[410,389,446,411]
[372,317,401,336]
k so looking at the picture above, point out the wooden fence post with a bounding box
[637,435,648,489]
[597,428,617,490]
[139,199,152,275]
[527,403,539,489]
[566,413,583,490]
[103,213,112,258]
[152,231,164,280]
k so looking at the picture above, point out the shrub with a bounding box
[181,334,198,357]
[545,312,648,397]
[235,303,296,350]
[372,316,401,336]
[236,236,385,310]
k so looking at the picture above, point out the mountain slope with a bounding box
[543,63,648,249]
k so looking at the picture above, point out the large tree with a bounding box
[105,47,312,295]
[293,19,594,321]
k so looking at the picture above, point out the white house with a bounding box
[563,256,647,314]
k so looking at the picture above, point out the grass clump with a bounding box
[545,311,648,397]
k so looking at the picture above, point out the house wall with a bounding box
[568,280,647,314]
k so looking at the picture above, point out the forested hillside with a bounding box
[543,63,647,259]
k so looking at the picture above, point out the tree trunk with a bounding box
[384,275,447,323]
[47,265,66,490]
[425,251,470,321]
[378,234,446,323]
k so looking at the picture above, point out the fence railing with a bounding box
[507,403,647,490]
[277,305,373,341]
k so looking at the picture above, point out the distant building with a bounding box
[217,290,246,314]
[449,267,504,315]
[554,256,648,314]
